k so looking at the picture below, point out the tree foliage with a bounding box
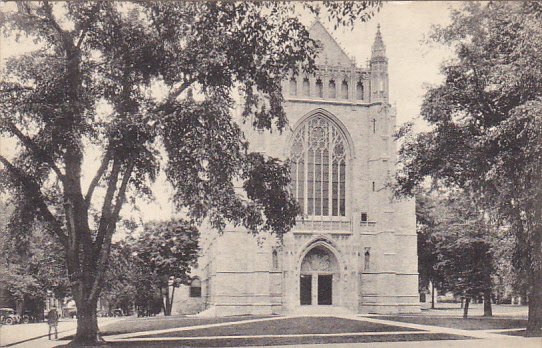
[396,2,542,333]
[129,219,199,316]
[0,199,69,315]
[416,190,496,317]
[0,1,381,342]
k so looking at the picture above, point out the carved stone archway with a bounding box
[299,245,340,306]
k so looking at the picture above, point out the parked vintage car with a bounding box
[0,308,20,325]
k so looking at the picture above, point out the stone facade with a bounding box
[172,21,419,316]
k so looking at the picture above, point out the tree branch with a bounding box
[0,154,68,249]
[75,2,103,49]
[94,159,121,249]
[156,77,197,113]
[2,120,66,184]
[41,1,67,38]
[89,158,134,302]
[85,150,112,206]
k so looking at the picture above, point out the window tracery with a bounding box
[290,115,347,217]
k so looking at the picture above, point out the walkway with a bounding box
[0,317,120,348]
[3,314,540,347]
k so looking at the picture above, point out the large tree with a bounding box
[396,2,542,335]
[0,1,381,343]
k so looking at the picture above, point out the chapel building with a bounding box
[174,21,419,316]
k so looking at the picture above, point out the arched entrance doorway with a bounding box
[299,245,340,306]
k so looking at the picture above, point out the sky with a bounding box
[0,1,457,225]
[317,1,455,128]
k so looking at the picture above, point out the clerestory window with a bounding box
[290,115,347,217]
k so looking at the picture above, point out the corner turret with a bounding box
[370,24,389,103]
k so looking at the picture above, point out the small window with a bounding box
[328,80,336,98]
[361,212,368,222]
[356,81,364,100]
[289,77,297,96]
[364,249,371,271]
[341,80,349,99]
[372,182,375,192]
[189,278,201,297]
[272,249,279,270]
[372,119,376,134]
[302,78,310,97]
[316,79,323,98]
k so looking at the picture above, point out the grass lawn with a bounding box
[98,315,270,336]
[500,329,542,337]
[135,317,420,338]
[106,333,474,347]
[377,315,527,330]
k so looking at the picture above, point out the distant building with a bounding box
[173,21,419,316]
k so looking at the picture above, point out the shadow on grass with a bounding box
[54,333,475,347]
[500,329,542,337]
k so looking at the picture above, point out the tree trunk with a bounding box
[168,286,176,316]
[460,297,464,309]
[526,222,542,336]
[15,298,24,316]
[73,296,102,344]
[160,286,167,316]
[483,289,493,317]
[520,292,527,306]
[463,297,470,319]
[431,282,435,309]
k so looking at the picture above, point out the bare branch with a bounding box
[2,120,66,184]
[0,154,68,248]
[85,150,111,206]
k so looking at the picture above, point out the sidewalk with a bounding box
[261,337,542,348]
[0,318,120,347]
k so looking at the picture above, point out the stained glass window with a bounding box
[290,115,347,217]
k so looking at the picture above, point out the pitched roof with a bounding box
[308,20,353,67]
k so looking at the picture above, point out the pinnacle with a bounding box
[371,23,387,60]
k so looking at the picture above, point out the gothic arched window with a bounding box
[290,115,347,217]
[341,80,349,99]
[356,81,364,100]
[302,78,310,97]
[328,80,336,98]
[289,77,297,96]
[316,79,323,98]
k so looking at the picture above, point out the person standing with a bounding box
[47,306,59,340]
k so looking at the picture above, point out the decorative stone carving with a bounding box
[300,247,338,272]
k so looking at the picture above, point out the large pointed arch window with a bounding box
[290,115,347,217]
